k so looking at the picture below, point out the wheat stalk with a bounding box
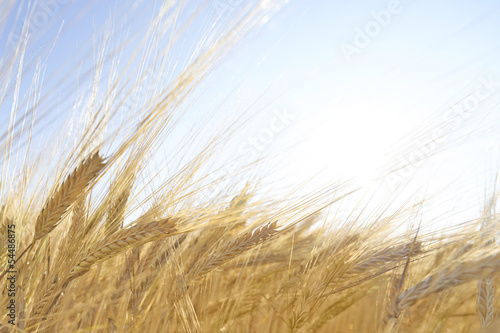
[128,235,186,313]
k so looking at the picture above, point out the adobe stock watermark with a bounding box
[237,108,296,161]
[123,69,164,111]
[385,75,499,188]
[7,0,72,49]
[205,107,297,196]
[340,0,405,63]
[214,0,239,14]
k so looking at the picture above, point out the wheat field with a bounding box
[1,1,499,332]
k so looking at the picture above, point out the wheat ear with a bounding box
[33,152,105,242]
[187,221,278,281]
[30,218,179,327]
[68,218,179,281]
[348,242,421,276]
[28,275,59,331]
[0,153,105,282]
[478,277,496,327]
[381,237,419,333]
[398,253,500,312]
[309,285,371,331]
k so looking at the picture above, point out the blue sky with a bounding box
[2,0,500,227]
